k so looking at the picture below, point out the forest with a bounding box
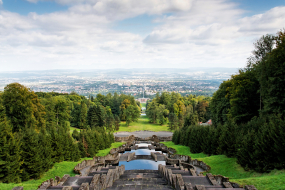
[146,92,211,129]
[0,86,141,183]
[172,30,285,173]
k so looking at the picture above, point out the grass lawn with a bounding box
[162,141,285,190]
[116,115,170,132]
[69,126,80,134]
[141,103,146,107]
[0,142,124,190]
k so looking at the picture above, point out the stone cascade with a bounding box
[13,136,257,190]
[37,165,125,190]
[105,170,173,190]
[158,164,258,190]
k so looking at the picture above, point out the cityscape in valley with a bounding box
[0,68,238,97]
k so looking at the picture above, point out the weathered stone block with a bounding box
[190,169,197,176]
[79,182,89,190]
[62,187,73,190]
[184,183,194,190]
[90,174,100,190]
[223,182,233,188]
[100,174,107,189]
[176,174,185,190]
[106,169,115,187]
[206,173,218,186]
[60,174,70,183]
[171,174,177,187]
[195,185,206,190]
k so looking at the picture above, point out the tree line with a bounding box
[173,30,285,173]
[146,92,211,130]
[0,84,140,183]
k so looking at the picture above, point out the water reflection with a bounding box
[126,149,162,155]
[119,160,165,170]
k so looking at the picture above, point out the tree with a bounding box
[168,112,179,130]
[20,128,42,181]
[54,96,70,128]
[0,114,22,183]
[2,83,45,132]
[78,101,87,129]
[114,115,120,131]
[87,105,106,128]
[256,30,285,116]
[210,80,231,125]
[124,105,140,126]
[120,99,131,121]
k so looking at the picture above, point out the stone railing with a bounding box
[37,174,70,190]
[37,165,125,190]
[189,159,211,172]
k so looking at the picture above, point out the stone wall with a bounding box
[37,174,70,190]
[115,134,172,142]
[189,159,211,172]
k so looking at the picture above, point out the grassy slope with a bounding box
[0,142,124,190]
[70,115,169,134]
[141,103,146,107]
[116,115,169,132]
[162,141,285,190]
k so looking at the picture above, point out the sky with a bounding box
[0,0,284,71]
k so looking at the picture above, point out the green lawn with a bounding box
[162,141,285,190]
[141,103,146,107]
[116,115,170,132]
[0,142,124,190]
[69,126,80,134]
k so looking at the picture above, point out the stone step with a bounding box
[88,171,108,176]
[105,184,174,190]
[171,170,191,176]
[111,177,168,185]
[124,170,159,174]
[120,173,162,179]
[183,176,212,186]
[62,176,92,186]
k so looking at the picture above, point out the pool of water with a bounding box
[119,143,166,170]
[119,160,166,170]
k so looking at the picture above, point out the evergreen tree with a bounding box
[21,128,43,181]
[0,117,22,183]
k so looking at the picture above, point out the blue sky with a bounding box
[0,0,284,71]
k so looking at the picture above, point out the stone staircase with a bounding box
[159,165,257,190]
[105,170,173,190]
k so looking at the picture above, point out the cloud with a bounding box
[144,4,285,45]
[1,0,285,71]
[26,0,39,3]
[0,0,3,5]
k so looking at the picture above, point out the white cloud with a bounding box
[1,1,285,71]
[0,0,3,5]
[26,0,39,3]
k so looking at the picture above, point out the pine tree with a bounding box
[0,118,22,183]
[38,129,53,173]
[21,128,43,181]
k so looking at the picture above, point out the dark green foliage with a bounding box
[0,117,22,183]
[87,105,106,128]
[20,128,42,181]
[168,112,179,130]
[2,83,46,132]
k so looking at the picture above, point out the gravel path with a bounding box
[114,131,173,138]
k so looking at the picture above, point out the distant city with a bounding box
[0,68,239,98]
